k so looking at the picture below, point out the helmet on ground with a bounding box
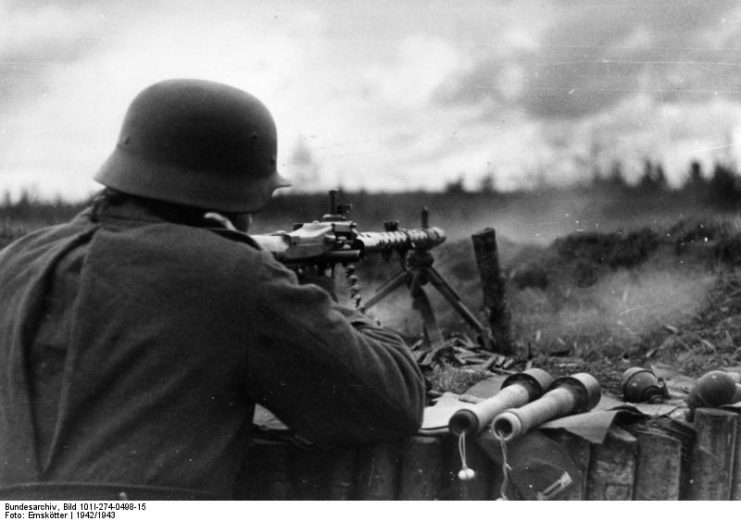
[94,79,291,212]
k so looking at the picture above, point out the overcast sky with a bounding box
[1,0,741,200]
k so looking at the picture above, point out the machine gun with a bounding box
[251,190,445,268]
[251,190,490,350]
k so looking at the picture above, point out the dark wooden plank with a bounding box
[633,427,682,500]
[354,441,402,500]
[687,408,737,500]
[397,436,444,500]
[325,447,358,500]
[234,440,293,500]
[734,411,741,500]
[586,425,637,500]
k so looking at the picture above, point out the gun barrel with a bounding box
[354,227,445,253]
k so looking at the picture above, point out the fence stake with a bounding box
[633,428,683,500]
[398,436,444,500]
[586,425,637,500]
[687,408,737,500]
[472,228,514,355]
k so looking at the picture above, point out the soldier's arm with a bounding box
[243,254,425,446]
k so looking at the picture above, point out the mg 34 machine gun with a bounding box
[250,190,491,350]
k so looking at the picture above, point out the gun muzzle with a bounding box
[686,370,741,421]
[492,373,601,442]
[448,368,554,436]
[621,367,665,403]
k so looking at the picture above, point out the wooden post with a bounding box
[354,441,402,500]
[397,436,444,500]
[636,417,695,498]
[325,447,358,500]
[586,425,637,500]
[734,412,741,500]
[291,446,357,500]
[633,428,683,500]
[472,228,514,355]
[233,440,293,500]
[687,408,737,500]
[291,448,329,499]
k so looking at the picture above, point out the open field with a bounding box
[264,188,741,395]
[2,186,740,397]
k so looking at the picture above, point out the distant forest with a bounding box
[1,159,740,245]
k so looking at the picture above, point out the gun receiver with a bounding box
[251,190,490,351]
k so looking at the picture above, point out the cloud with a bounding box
[0,1,117,112]
[362,35,468,108]
[578,94,741,183]
[2,0,741,199]
[0,1,333,198]
[442,0,741,120]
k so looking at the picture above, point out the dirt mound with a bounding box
[387,217,741,397]
[509,218,741,396]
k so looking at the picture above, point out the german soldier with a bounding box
[0,79,425,499]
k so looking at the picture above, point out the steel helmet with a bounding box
[94,79,291,212]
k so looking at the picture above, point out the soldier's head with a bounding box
[94,79,291,217]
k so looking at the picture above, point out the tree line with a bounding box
[588,159,741,210]
[442,158,741,210]
[2,158,741,226]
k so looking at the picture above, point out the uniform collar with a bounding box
[87,197,208,227]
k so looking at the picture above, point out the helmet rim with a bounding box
[94,79,290,212]
[94,144,290,213]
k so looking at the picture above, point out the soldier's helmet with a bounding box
[94,79,291,212]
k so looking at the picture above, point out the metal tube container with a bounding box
[447,368,554,436]
[492,373,601,442]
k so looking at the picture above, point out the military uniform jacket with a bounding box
[0,201,425,498]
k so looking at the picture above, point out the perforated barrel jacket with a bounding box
[0,200,425,498]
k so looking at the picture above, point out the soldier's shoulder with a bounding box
[0,219,90,253]
[141,222,275,268]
